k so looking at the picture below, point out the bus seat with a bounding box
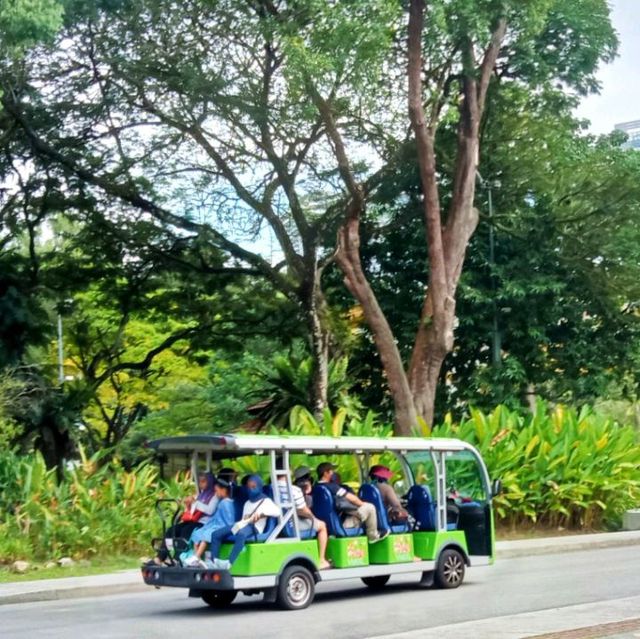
[311,484,363,537]
[233,484,249,522]
[264,483,316,539]
[282,518,318,540]
[406,484,436,531]
[359,483,409,534]
[252,515,277,542]
[224,516,278,544]
[407,485,457,531]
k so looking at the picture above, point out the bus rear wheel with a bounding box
[434,549,465,589]
[361,575,390,589]
[201,589,237,608]
[277,565,315,610]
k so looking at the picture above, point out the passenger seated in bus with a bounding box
[209,474,281,570]
[218,467,238,485]
[278,470,331,570]
[332,471,356,494]
[155,471,217,564]
[293,466,314,508]
[184,478,236,568]
[317,462,387,543]
[369,465,409,525]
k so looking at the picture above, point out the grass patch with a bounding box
[496,526,600,541]
[0,555,142,583]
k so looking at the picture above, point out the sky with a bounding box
[575,0,640,133]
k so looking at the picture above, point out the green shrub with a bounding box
[2,402,638,563]
[436,403,640,529]
[0,448,188,563]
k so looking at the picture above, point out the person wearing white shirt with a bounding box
[209,474,281,570]
[277,468,331,570]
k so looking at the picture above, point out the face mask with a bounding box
[330,472,338,483]
[247,486,263,500]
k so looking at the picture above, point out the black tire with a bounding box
[276,565,315,610]
[434,548,465,589]
[201,589,237,608]
[361,575,390,589]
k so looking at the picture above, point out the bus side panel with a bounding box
[326,537,369,568]
[218,540,319,576]
[368,533,414,564]
[489,503,496,564]
[412,530,468,560]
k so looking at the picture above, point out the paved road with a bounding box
[1,546,639,639]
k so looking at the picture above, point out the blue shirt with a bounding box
[209,498,236,529]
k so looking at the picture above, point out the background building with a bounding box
[615,120,640,149]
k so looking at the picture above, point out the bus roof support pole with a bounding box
[190,451,198,487]
[267,450,299,542]
[434,452,447,531]
[393,452,414,491]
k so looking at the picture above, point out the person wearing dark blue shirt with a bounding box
[316,462,387,543]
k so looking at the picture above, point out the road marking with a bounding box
[365,596,640,639]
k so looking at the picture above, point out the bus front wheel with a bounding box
[201,589,237,608]
[361,575,390,589]
[277,565,315,610]
[434,549,465,589]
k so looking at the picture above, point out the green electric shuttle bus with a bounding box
[142,434,500,610]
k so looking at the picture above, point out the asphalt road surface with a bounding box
[1,546,639,639]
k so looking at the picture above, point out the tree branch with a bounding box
[2,92,297,298]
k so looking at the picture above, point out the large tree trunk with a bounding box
[335,226,429,433]
[407,295,455,427]
[407,205,479,426]
[405,0,452,429]
[315,4,505,433]
[307,275,331,417]
[310,87,420,435]
[336,215,419,435]
[403,0,505,428]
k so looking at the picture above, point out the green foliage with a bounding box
[0,253,51,368]
[276,402,640,530]
[0,0,63,54]
[436,403,640,529]
[344,83,640,418]
[0,371,25,446]
[453,102,640,409]
[1,402,638,562]
[0,447,188,562]
[251,353,362,427]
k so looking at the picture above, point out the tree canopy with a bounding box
[1,0,637,465]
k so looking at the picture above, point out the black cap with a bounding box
[316,462,336,479]
[216,477,231,489]
[294,466,312,481]
[218,467,237,481]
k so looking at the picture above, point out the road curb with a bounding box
[2,531,640,606]
[0,570,144,606]
[496,530,640,559]
[0,582,148,606]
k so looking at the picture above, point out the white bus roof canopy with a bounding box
[146,434,476,457]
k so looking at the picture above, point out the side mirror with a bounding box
[491,479,503,498]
